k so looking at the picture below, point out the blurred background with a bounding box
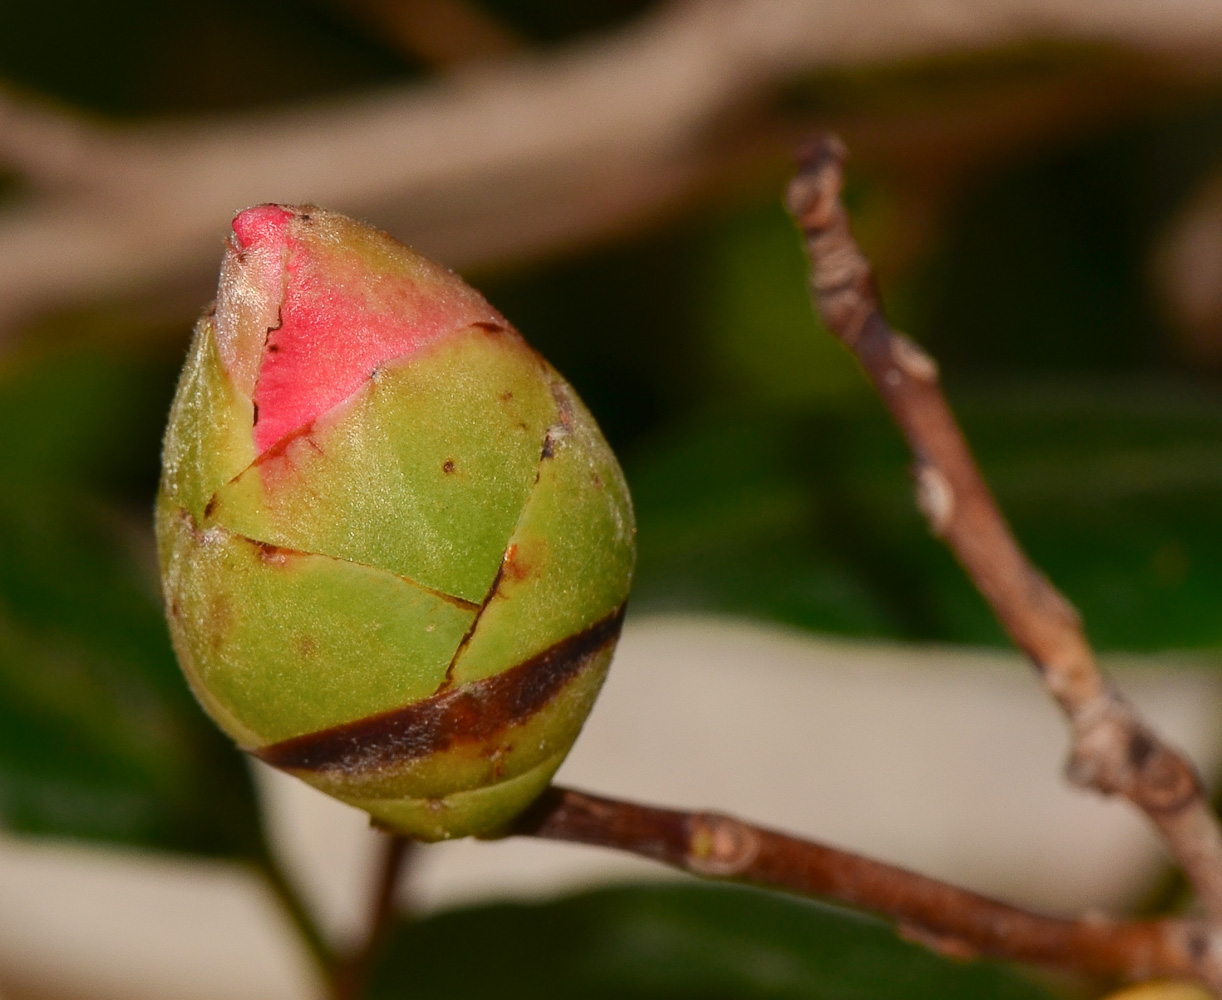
[4,1,1222,998]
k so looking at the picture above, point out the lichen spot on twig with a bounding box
[915,463,954,536]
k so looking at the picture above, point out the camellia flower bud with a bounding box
[156,205,634,840]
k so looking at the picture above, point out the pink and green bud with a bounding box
[156,206,635,840]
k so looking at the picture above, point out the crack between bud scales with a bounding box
[184,510,481,614]
[435,410,566,693]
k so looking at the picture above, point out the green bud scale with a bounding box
[156,206,635,840]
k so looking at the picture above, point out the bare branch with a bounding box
[513,785,1222,989]
[784,135,1222,918]
[4,0,1222,337]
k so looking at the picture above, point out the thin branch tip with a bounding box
[785,129,1222,921]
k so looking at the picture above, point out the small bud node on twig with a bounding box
[686,814,761,876]
[890,333,939,382]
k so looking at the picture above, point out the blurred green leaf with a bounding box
[960,380,1222,651]
[371,883,1060,1000]
[0,343,262,855]
[698,201,866,406]
[627,377,1222,652]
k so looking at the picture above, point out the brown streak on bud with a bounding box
[257,605,626,774]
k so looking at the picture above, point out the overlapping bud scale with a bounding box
[157,206,635,840]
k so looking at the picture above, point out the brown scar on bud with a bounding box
[255,541,292,566]
[549,382,574,428]
[443,459,456,474]
[471,321,506,334]
[256,604,626,774]
[540,419,570,462]
[501,543,533,583]
[177,505,209,544]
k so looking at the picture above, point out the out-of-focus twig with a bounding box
[785,134,1222,920]
[330,834,412,1000]
[512,786,1222,989]
[259,850,335,986]
[3,0,1222,338]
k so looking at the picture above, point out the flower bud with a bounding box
[157,206,634,840]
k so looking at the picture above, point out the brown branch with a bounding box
[784,134,1222,918]
[331,833,412,1000]
[513,785,1222,989]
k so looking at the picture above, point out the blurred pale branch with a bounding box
[340,0,525,68]
[2,0,1222,340]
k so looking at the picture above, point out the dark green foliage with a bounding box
[371,884,1060,1000]
[0,344,262,854]
[627,379,1222,651]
